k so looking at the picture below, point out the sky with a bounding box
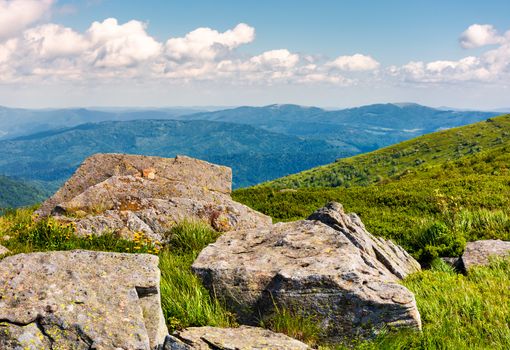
[0,0,509,109]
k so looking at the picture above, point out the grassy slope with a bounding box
[234,115,510,261]
[265,114,510,188]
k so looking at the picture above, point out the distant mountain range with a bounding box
[0,119,345,192]
[0,103,500,207]
[178,103,498,152]
[0,106,202,140]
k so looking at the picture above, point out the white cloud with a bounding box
[23,24,88,59]
[249,49,299,68]
[459,24,504,49]
[398,57,492,83]
[86,18,162,68]
[395,24,510,84]
[0,0,53,40]
[327,54,380,71]
[164,23,254,62]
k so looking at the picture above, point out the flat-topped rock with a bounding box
[164,326,309,350]
[192,202,421,342]
[461,240,510,271]
[35,154,271,241]
[37,154,232,217]
[0,250,167,350]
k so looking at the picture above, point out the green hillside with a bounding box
[234,114,510,262]
[0,176,49,209]
[265,114,510,188]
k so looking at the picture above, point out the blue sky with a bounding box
[0,0,509,109]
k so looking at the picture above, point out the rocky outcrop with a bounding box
[163,326,309,350]
[36,154,272,241]
[0,250,167,350]
[461,240,510,271]
[192,202,421,342]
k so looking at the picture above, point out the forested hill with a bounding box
[0,176,48,209]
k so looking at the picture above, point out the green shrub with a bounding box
[413,221,466,262]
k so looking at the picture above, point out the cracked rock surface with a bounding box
[35,154,272,241]
[0,250,167,350]
[192,202,422,342]
[163,326,309,350]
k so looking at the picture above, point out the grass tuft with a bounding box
[261,306,322,347]
[166,220,220,253]
[159,221,236,331]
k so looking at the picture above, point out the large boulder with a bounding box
[192,202,421,342]
[36,154,271,241]
[461,240,510,271]
[0,250,167,350]
[164,326,309,350]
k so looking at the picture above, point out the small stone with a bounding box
[169,326,309,350]
[142,167,156,179]
[461,240,510,271]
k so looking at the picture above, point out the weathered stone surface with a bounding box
[0,250,167,350]
[0,244,9,255]
[193,202,421,341]
[0,322,52,350]
[163,326,309,350]
[461,240,510,271]
[308,202,420,279]
[36,154,271,241]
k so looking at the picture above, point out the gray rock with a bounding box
[308,202,421,279]
[192,202,421,342]
[0,250,168,349]
[0,244,9,255]
[163,326,309,350]
[36,154,272,241]
[461,240,510,271]
[0,322,52,350]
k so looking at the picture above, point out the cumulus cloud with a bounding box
[164,23,254,62]
[249,49,300,69]
[394,24,510,84]
[459,24,504,49]
[327,54,380,71]
[1,10,510,93]
[23,24,88,59]
[87,18,162,68]
[0,0,53,40]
